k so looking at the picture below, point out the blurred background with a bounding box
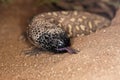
[0,1,120,80]
[0,0,119,19]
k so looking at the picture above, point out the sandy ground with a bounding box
[0,1,120,80]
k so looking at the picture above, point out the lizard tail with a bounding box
[84,1,118,20]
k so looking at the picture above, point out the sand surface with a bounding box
[0,1,120,80]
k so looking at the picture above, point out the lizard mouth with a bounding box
[56,47,78,54]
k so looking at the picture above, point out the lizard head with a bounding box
[37,27,77,54]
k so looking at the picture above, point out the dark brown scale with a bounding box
[27,11,111,53]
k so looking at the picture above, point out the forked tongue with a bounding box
[57,47,79,54]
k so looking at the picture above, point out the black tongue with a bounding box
[64,47,79,54]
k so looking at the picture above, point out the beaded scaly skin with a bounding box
[27,11,111,53]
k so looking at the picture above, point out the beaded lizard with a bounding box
[27,11,111,54]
